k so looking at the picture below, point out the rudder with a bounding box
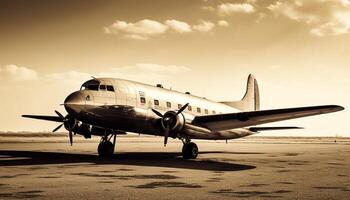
[220,74,260,111]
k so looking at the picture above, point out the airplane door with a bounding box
[96,80,116,105]
[115,82,127,106]
[126,82,137,107]
[105,81,116,104]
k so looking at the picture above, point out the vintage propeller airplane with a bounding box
[23,74,344,159]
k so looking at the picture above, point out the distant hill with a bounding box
[0,131,67,137]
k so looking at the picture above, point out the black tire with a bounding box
[182,142,198,159]
[98,141,114,157]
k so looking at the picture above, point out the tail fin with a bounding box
[220,74,260,111]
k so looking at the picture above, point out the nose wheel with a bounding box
[98,134,116,158]
[182,142,198,159]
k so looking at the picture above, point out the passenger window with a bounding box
[205,109,208,114]
[99,85,106,90]
[197,107,201,113]
[178,104,182,109]
[107,85,114,92]
[140,97,146,104]
[166,102,171,108]
[154,99,159,106]
[212,110,216,114]
[188,105,192,111]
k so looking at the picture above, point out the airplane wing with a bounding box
[248,126,303,132]
[22,115,63,122]
[191,105,344,131]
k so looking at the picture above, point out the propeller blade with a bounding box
[55,110,64,120]
[69,130,73,146]
[176,103,189,115]
[152,109,163,118]
[164,127,169,147]
[52,124,63,132]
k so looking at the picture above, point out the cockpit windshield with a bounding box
[80,79,100,91]
[86,84,99,90]
[80,79,115,92]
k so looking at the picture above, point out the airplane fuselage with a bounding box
[64,78,254,140]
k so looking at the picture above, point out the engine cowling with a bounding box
[151,103,189,146]
[73,123,91,138]
[160,111,185,132]
[63,115,77,131]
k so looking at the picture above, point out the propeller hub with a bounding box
[52,111,77,146]
[152,103,188,146]
[63,115,77,131]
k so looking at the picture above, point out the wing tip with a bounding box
[337,105,345,111]
[330,105,344,112]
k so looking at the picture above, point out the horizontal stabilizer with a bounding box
[249,126,303,132]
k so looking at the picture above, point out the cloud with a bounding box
[0,63,191,87]
[218,20,229,27]
[267,0,350,36]
[40,63,192,86]
[104,19,168,40]
[105,19,222,39]
[164,20,192,33]
[218,3,255,16]
[0,64,38,81]
[255,12,267,23]
[123,34,149,40]
[202,6,215,11]
[44,70,91,81]
[193,20,215,32]
[112,63,191,74]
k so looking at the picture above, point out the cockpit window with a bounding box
[86,84,99,91]
[81,79,100,91]
[81,80,114,92]
[99,85,106,90]
[107,85,114,92]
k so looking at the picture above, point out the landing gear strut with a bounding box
[98,134,116,157]
[181,137,198,159]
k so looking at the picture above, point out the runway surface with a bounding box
[0,135,349,199]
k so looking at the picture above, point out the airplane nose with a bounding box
[64,91,86,115]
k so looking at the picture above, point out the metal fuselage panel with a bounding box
[67,78,255,140]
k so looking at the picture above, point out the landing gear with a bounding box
[98,134,116,158]
[181,137,198,159]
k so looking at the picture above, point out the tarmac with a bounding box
[0,135,349,199]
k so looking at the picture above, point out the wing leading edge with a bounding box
[192,105,344,131]
[22,115,63,122]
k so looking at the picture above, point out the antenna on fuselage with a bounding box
[91,76,96,79]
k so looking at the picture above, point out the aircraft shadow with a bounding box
[0,150,256,172]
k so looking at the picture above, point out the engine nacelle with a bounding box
[73,123,92,138]
[161,111,185,132]
[63,115,77,131]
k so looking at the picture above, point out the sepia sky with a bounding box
[0,0,349,136]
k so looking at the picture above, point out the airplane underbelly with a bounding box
[79,105,162,135]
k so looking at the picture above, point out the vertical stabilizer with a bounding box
[220,74,260,111]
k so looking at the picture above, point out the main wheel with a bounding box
[98,141,114,157]
[182,142,198,159]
